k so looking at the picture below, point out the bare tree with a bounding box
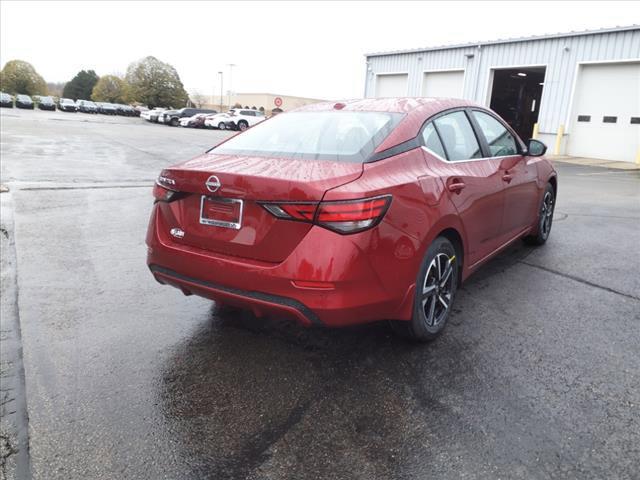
[190,91,209,108]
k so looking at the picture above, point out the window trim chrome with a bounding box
[421,146,522,164]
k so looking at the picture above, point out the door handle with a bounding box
[502,173,513,183]
[448,181,466,193]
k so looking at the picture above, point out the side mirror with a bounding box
[526,139,547,157]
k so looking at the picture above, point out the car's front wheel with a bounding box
[237,120,249,131]
[524,182,555,246]
[390,236,458,342]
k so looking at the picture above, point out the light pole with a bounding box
[218,71,223,112]
[227,63,236,108]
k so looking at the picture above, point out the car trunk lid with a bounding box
[155,152,363,262]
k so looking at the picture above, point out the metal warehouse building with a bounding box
[364,26,640,163]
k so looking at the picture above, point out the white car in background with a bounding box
[223,109,266,131]
[179,113,209,128]
[203,112,231,129]
[141,108,166,122]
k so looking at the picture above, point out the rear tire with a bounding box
[170,117,179,127]
[390,236,459,342]
[218,122,226,130]
[524,183,555,246]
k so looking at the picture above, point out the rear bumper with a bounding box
[146,204,415,327]
[149,264,322,326]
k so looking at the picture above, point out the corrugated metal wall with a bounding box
[365,28,640,135]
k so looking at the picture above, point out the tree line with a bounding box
[0,56,189,109]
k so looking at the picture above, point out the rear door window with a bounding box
[433,111,482,161]
[421,123,446,159]
[472,110,519,157]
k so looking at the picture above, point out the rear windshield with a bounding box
[210,111,404,162]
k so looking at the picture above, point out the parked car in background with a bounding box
[114,104,135,116]
[150,108,168,123]
[179,113,210,128]
[77,100,98,113]
[147,98,556,341]
[163,107,217,126]
[0,92,13,108]
[96,102,117,115]
[38,96,56,111]
[140,108,156,121]
[58,98,77,112]
[139,107,171,122]
[15,94,35,109]
[223,109,266,131]
[134,106,148,117]
[204,112,231,129]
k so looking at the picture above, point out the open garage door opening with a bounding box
[489,67,546,141]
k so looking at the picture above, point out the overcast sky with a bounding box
[1,1,638,100]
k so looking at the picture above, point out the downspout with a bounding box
[472,44,483,104]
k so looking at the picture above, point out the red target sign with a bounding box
[274,97,283,107]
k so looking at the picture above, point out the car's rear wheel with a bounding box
[238,120,249,131]
[390,236,458,342]
[170,118,179,127]
[524,182,555,246]
[218,122,226,130]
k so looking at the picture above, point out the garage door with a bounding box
[374,74,408,97]
[422,70,464,98]
[567,62,640,162]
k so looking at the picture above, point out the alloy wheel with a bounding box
[540,191,554,238]
[421,253,455,327]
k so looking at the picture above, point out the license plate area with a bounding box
[199,196,243,230]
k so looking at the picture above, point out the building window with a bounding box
[603,116,617,123]
[577,115,591,122]
[630,117,640,125]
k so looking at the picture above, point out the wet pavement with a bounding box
[1,108,639,479]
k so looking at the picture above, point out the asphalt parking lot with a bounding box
[1,107,639,480]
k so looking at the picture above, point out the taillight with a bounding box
[260,195,391,234]
[153,182,176,202]
[153,172,180,202]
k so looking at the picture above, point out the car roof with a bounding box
[294,97,485,153]
[295,97,477,114]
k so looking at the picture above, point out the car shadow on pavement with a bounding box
[159,242,540,480]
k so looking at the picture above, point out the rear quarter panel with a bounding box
[321,149,465,318]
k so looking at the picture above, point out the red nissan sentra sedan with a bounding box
[147,98,556,341]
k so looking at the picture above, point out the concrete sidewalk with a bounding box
[548,155,639,170]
